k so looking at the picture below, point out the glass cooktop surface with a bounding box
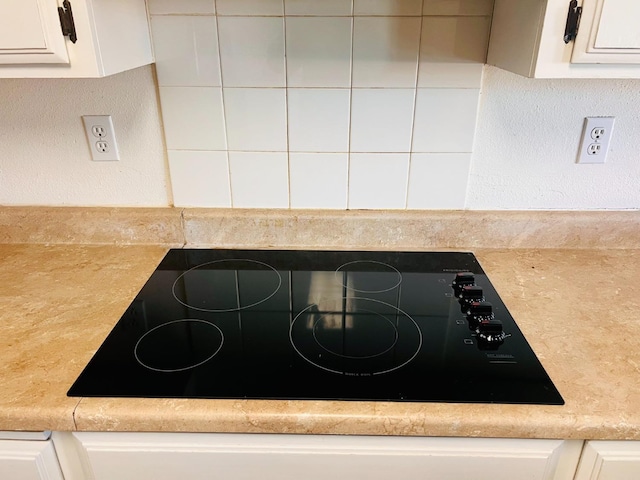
[68,249,564,405]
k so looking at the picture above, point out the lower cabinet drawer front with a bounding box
[0,439,64,480]
[575,441,640,480]
[72,433,581,480]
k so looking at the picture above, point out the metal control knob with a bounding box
[452,272,475,296]
[458,286,484,311]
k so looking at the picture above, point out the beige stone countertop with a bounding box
[1,243,640,440]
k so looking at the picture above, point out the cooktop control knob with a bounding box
[452,272,475,296]
[477,319,508,347]
[466,301,493,328]
[458,286,484,310]
[466,301,493,317]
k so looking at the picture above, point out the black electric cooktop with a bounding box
[68,249,563,405]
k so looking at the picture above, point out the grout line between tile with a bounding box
[406,12,425,209]
[346,13,355,210]
[283,12,291,208]
[213,10,234,208]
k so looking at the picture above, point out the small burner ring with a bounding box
[134,319,224,373]
[335,260,402,293]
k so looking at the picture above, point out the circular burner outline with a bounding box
[311,309,399,359]
[289,297,423,376]
[172,259,282,313]
[334,261,402,293]
[134,319,224,373]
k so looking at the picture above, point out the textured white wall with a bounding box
[468,66,640,210]
[2,59,640,210]
[0,66,170,206]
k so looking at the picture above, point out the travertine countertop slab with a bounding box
[2,243,639,439]
[0,244,168,431]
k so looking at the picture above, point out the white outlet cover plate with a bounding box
[82,115,120,161]
[576,116,615,164]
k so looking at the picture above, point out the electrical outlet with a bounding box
[577,117,615,164]
[82,115,120,161]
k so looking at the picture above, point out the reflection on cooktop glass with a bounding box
[68,249,564,405]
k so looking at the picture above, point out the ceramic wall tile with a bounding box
[151,16,220,87]
[218,17,285,87]
[284,0,352,15]
[423,0,493,16]
[290,153,348,209]
[216,0,283,15]
[158,87,226,150]
[412,88,479,153]
[348,153,410,209]
[353,0,422,16]
[288,89,350,153]
[407,153,471,209]
[229,152,289,208]
[223,88,287,152]
[147,2,494,210]
[168,151,231,207]
[148,0,215,15]
[286,17,352,88]
[418,16,490,88]
[350,89,415,153]
[352,17,421,88]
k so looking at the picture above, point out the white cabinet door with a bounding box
[574,441,640,480]
[0,439,64,480]
[70,432,582,480]
[572,0,640,63]
[488,0,640,77]
[0,0,69,65]
[0,0,152,78]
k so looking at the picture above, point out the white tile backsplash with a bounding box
[349,153,410,209]
[216,0,283,16]
[218,17,285,87]
[288,89,350,152]
[351,89,415,152]
[423,0,494,16]
[229,152,289,208]
[290,153,349,208]
[151,3,493,209]
[354,0,423,16]
[168,150,231,207]
[418,16,490,88]
[285,0,352,16]
[151,16,220,87]
[224,88,287,152]
[412,88,480,152]
[407,153,471,209]
[286,17,352,88]
[148,0,215,15]
[352,17,421,88]
[158,87,226,150]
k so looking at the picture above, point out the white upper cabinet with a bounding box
[488,0,640,78]
[0,0,153,78]
[0,0,69,65]
[572,0,640,63]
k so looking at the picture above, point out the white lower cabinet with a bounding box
[575,441,640,480]
[0,438,64,480]
[53,432,583,480]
